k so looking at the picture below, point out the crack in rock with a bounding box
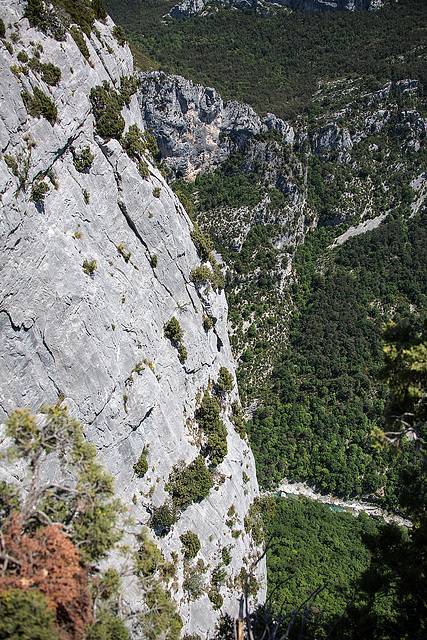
[86,383,117,427]
[129,406,155,432]
[0,309,33,332]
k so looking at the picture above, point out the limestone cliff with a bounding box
[168,0,383,19]
[138,71,294,181]
[0,1,265,636]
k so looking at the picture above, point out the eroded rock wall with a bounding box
[138,71,294,180]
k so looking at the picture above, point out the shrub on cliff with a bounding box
[21,86,57,124]
[0,588,61,640]
[180,531,201,559]
[89,82,125,140]
[0,407,126,638]
[196,392,228,467]
[166,456,213,510]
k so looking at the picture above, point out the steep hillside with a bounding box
[106,0,427,121]
[134,66,427,508]
[0,2,266,636]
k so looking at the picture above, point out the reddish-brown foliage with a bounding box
[0,517,92,640]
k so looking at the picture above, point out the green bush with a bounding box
[150,254,158,268]
[190,265,213,284]
[113,24,126,46]
[4,154,19,176]
[166,456,213,510]
[0,589,61,640]
[203,316,213,331]
[28,55,42,72]
[70,25,90,60]
[134,451,148,478]
[74,146,94,172]
[190,264,225,290]
[231,401,246,439]
[221,546,231,566]
[175,190,194,216]
[21,86,57,124]
[211,564,227,587]
[153,187,161,198]
[142,130,159,159]
[136,531,182,639]
[178,344,188,362]
[140,584,183,640]
[40,61,61,85]
[119,75,138,105]
[183,559,207,601]
[138,160,149,178]
[92,0,107,20]
[151,501,179,532]
[191,222,213,261]
[31,180,50,202]
[27,58,61,85]
[217,366,234,394]
[195,392,228,467]
[208,590,223,611]
[0,18,5,39]
[121,124,145,159]
[85,615,129,640]
[164,316,183,344]
[89,82,126,140]
[180,531,201,559]
[17,50,29,63]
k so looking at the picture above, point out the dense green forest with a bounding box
[248,211,427,504]
[266,497,387,639]
[105,0,427,120]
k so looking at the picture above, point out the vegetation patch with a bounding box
[195,391,227,467]
[26,59,61,85]
[216,366,234,395]
[164,316,187,362]
[166,455,213,511]
[180,531,201,559]
[21,86,57,124]
[135,529,182,640]
[82,258,97,276]
[183,559,208,601]
[73,146,94,172]
[150,501,179,533]
[133,448,149,478]
[89,81,127,140]
[30,179,50,202]
[113,24,126,46]
[70,25,90,59]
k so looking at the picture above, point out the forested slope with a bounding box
[105,0,427,120]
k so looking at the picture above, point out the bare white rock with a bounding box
[0,1,266,636]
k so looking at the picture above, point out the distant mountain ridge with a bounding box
[168,0,384,19]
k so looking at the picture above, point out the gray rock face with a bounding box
[312,124,353,153]
[0,2,265,635]
[138,71,294,179]
[266,0,383,11]
[167,0,383,18]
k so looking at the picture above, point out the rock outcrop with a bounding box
[138,71,294,180]
[0,1,265,636]
[167,0,383,19]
